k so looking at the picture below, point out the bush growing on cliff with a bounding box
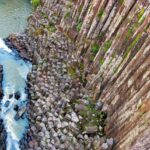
[91,43,100,55]
[76,20,83,32]
[31,0,40,8]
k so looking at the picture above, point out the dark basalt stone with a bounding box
[9,94,13,99]
[4,100,10,107]
[15,91,21,100]
[14,105,19,111]
[0,119,7,150]
[14,107,26,121]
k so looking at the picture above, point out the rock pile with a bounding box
[19,31,108,150]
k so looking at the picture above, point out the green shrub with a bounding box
[103,40,112,52]
[76,20,83,32]
[100,58,105,65]
[119,0,124,5]
[138,8,145,20]
[91,43,100,55]
[31,0,40,8]
[97,9,104,19]
[64,11,71,19]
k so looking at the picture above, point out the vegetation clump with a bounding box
[97,9,104,19]
[72,97,107,135]
[138,8,145,20]
[76,20,83,32]
[31,0,40,8]
[91,43,100,55]
[103,40,112,52]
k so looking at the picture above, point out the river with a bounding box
[0,39,31,150]
[0,0,32,38]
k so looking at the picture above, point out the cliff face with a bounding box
[26,0,150,149]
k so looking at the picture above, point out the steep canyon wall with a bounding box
[26,0,150,149]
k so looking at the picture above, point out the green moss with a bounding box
[68,67,77,78]
[31,0,40,8]
[114,33,141,74]
[124,33,141,58]
[138,8,145,20]
[119,0,124,5]
[78,98,107,133]
[103,40,112,52]
[41,12,48,19]
[98,32,105,40]
[89,54,95,62]
[97,9,104,19]
[100,58,105,65]
[76,20,83,32]
[66,2,73,9]
[139,17,146,24]
[78,4,83,14]
[34,28,44,36]
[89,5,93,13]
[48,22,57,32]
[91,43,100,55]
[64,11,71,19]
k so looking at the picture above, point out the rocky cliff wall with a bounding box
[26,0,150,149]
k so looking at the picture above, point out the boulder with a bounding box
[14,91,21,100]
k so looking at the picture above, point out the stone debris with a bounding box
[18,31,106,150]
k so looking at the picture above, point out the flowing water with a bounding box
[0,0,32,149]
[0,39,31,150]
[0,0,32,38]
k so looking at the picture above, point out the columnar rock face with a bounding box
[0,65,6,150]
[25,0,150,149]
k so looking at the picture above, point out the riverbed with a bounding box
[0,0,32,38]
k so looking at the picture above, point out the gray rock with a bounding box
[14,107,26,121]
[95,101,103,110]
[71,112,79,123]
[75,104,86,112]
[101,143,109,149]
[85,126,98,134]
[106,138,114,149]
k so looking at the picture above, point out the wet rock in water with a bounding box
[14,105,19,111]
[0,119,6,150]
[4,100,10,107]
[15,91,21,100]
[15,107,26,121]
[9,94,13,99]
